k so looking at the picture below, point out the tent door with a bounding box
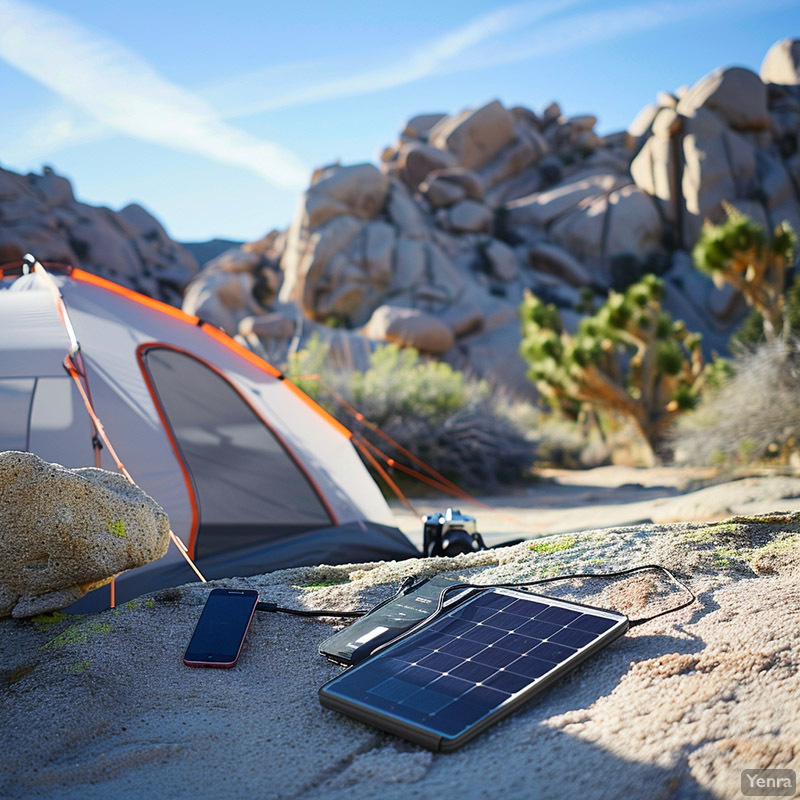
[140,346,333,559]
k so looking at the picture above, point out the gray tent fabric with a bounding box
[67,521,419,612]
[142,346,333,557]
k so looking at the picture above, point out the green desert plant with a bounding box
[692,203,797,341]
[286,337,535,489]
[520,274,714,464]
[671,337,800,467]
[735,273,800,348]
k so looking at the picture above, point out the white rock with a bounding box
[504,173,625,228]
[363,305,455,353]
[0,451,169,618]
[604,184,665,261]
[402,113,448,139]
[279,214,364,312]
[526,242,593,286]
[386,181,428,238]
[301,163,389,230]
[429,100,516,171]
[28,168,74,207]
[440,302,484,336]
[203,248,262,274]
[425,242,466,297]
[681,110,758,243]
[543,101,561,121]
[677,67,769,131]
[483,239,519,281]
[420,176,466,208]
[569,115,597,131]
[397,141,458,187]
[630,109,683,220]
[393,237,427,289]
[447,199,492,233]
[760,38,800,85]
[656,91,678,108]
[479,136,539,189]
[238,313,295,339]
[183,270,261,333]
[425,168,484,201]
[627,103,660,139]
[363,221,396,285]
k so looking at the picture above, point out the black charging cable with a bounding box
[255,564,695,629]
[255,576,418,618]
[363,564,696,658]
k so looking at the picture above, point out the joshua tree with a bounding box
[692,203,796,341]
[520,275,712,464]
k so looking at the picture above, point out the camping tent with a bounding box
[0,263,418,610]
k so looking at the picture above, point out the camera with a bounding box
[422,508,487,557]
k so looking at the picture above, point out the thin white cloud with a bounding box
[0,103,106,166]
[456,0,795,71]
[214,0,582,118]
[0,0,309,189]
[214,0,799,120]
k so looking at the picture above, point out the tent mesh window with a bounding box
[141,347,333,558]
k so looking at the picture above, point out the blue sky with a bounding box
[0,0,799,242]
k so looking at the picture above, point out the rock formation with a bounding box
[0,165,198,304]
[0,451,170,618]
[183,39,800,390]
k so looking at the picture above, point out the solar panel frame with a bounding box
[319,587,629,751]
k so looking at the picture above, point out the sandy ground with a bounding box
[1,510,799,799]
[392,466,800,548]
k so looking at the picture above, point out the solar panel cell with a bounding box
[536,606,583,625]
[483,670,531,694]
[506,654,553,679]
[438,637,487,658]
[434,618,477,637]
[371,677,420,702]
[493,632,540,653]
[463,685,510,708]
[569,614,618,634]
[513,619,562,639]
[429,673,474,697]
[507,598,548,616]
[417,651,464,673]
[478,594,516,611]
[528,641,577,663]
[471,646,519,669]
[397,664,440,686]
[483,611,526,630]
[448,660,496,683]
[461,625,508,645]
[451,604,499,622]
[404,688,452,713]
[549,627,597,648]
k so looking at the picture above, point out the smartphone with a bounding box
[183,588,259,668]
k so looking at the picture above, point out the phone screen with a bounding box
[184,588,259,667]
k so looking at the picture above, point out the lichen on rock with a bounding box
[0,451,170,618]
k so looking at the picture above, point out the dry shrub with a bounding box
[286,337,536,489]
[671,337,800,466]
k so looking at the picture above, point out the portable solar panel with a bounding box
[319,587,628,751]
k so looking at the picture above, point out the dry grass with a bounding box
[671,337,800,467]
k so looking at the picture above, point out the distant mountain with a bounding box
[181,239,243,268]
